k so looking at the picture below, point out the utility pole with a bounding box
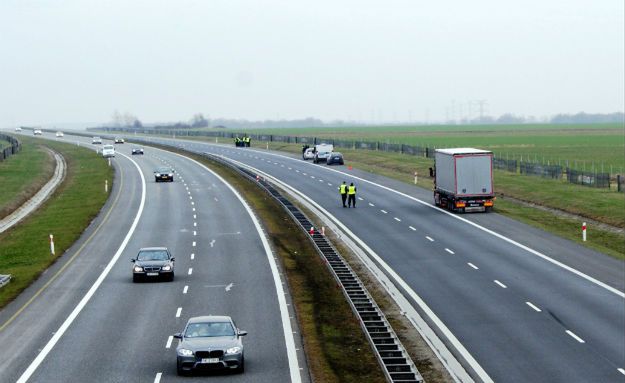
[476,100,488,121]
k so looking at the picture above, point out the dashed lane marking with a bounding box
[426,236,434,242]
[468,262,479,270]
[526,302,541,312]
[183,285,189,294]
[176,307,182,317]
[394,217,401,222]
[494,280,507,289]
[166,336,173,348]
[445,248,455,254]
[154,373,162,383]
[369,202,375,207]
[566,330,585,343]
[358,197,363,201]
[190,253,194,260]
[381,210,388,214]
[409,226,416,231]
[617,368,625,376]
[192,241,196,247]
[188,268,193,275]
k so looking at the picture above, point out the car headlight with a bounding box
[162,265,171,271]
[168,173,173,176]
[226,346,241,355]
[133,266,143,272]
[178,348,194,357]
[155,173,160,176]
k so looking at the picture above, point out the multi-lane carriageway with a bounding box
[1,131,624,383]
[0,134,306,383]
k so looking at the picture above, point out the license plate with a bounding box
[201,358,219,363]
[146,272,159,276]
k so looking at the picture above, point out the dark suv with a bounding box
[131,247,175,282]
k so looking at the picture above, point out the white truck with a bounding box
[313,143,334,164]
[433,148,494,213]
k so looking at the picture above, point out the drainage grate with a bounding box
[203,153,424,383]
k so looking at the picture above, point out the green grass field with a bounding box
[0,138,55,220]
[0,138,113,308]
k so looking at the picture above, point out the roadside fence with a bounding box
[89,126,621,191]
[0,133,21,162]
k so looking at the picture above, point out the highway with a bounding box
[130,136,625,383]
[0,134,305,383]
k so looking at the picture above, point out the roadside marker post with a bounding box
[108,158,111,167]
[582,222,587,242]
[105,180,108,193]
[321,226,325,236]
[49,234,55,256]
[414,171,418,184]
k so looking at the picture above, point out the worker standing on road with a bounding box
[339,181,347,207]
[347,182,357,208]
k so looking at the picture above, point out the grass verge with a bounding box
[0,139,113,308]
[0,137,55,220]
[148,144,386,383]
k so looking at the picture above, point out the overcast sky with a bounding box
[1,0,623,127]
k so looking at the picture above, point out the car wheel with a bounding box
[155,178,159,183]
[133,275,140,283]
[237,357,245,373]
[168,273,175,282]
[177,361,187,376]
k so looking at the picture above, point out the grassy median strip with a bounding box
[148,144,386,383]
[0,137,55,220]
[0,139,113,308]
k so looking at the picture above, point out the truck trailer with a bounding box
[433,148,494,213]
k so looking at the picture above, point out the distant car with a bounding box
[92,136,102,144]
[33,129,43,135]
[55,131,64,138]
[131,247,175,282]
[15,127,22,132]
[326,152,344,165]
[131,147,144,155]
[154,166,174,182]
[114,137,124,144]
[303,148,315,160]
[102,144,115,158]
[175,315,247,375]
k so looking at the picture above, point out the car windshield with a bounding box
[137,250,169,261]
[155,167,172,173]
[185,322,235,338]
[103,145,114,150]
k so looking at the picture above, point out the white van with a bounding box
[102,144,115,158]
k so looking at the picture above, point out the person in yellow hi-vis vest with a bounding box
[338,181,347,207]
[347,182,357,208]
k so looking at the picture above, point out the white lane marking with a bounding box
[310,175,315,179]
[183,285,189,294]
[468,262,479,270]
[295,170,300,173]
[225,283,234,292]
[409,226,416,231]
[168,152,302,382]
[494,280,507,289]
[526,302,542,312]
[189,196,192,200]
[188,268,193,275]
[617,368,625,376]
[358,197,363,201]
[380,210,388,214]
[445,248,455,254]
[154,373,162,383]
[190,253,194,260]
[394,217,401,222]
[214,197,218,202]
[566,330,585,343]
[318,179,323,182]
[369,202,375,207]
[192,241,196,247]
[166,336,173,348]
[217,147,625,298]
[210,239,215,247]
[193,222,197,227]
[176,307,182,317]
[302,172,307,176]
[327,183,332,186]
[191,201,194,205]
[16,153,147,383]
[187,191,191,195]
[288,167,292,170]
[193,231,197,236]
[193,214,196,219]
[192,207,196,212]
[426,236,434,242]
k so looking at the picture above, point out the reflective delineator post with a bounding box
[582,222,587,242]
[321,226,325,236]
[414,171,418,184]
[309,227,314,235]
[256,175,260,181]
[49,234,55,255]
[108,158,111,167]
[105,180,108,193]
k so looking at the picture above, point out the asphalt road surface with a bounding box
[130,136,625,383]
[0,133,305,383]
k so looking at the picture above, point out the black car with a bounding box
[154,166,174,182]
[132,147,144,155]
[326,152,344,165]
[175,315,247,375]
[131,247,175,282]
[114,137,125,144]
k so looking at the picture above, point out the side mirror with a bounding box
[237,330,248,337]
[173,333,182,339]
[130,259,135,263]
[170,257,175,262]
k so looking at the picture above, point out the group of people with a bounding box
[338,181,357,208]
[235,135,251,147]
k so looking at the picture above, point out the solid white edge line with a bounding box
[566,330,585,343]
[494,280,507,289]
[166,336,173,348]
[467,263,479,270]
[617,368,625,376]
[176,307,182,318]
[162,150,302,383]
[154,372,162,383]
[16,152,146,383]
[525,302,541,312]
[218,155,483,383]
[203,144,623,299]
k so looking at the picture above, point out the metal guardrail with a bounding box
[0,133,21,162]
[203,152,423,383]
